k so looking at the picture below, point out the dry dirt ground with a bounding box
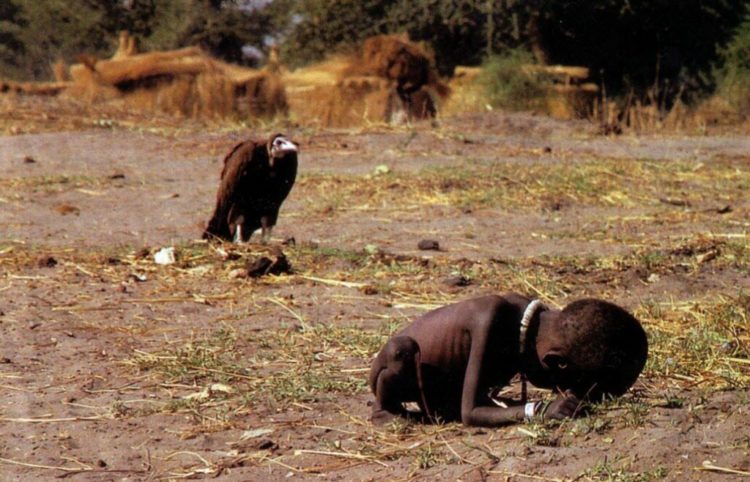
[0,96,749,481]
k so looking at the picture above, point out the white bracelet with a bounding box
[524,402,538,420]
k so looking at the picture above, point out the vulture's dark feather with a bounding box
[203,134,298,243]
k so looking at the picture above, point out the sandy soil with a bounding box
[0,99,749,481]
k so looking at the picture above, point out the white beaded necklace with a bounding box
[519,300,544,403]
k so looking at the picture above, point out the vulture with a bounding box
[203,134,298,243]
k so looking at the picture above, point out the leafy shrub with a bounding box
[715,10,750,115]
[478,49,546,111]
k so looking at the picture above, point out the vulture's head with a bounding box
[268,134,298,166]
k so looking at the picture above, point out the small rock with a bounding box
[54,204,80,216]
[268,252,291,275]
[360,285,378,295]
[542,198,564,212]
[153,247,176,265]
[1,358,11,364]
[247,251,292,278]
[543,146,552,153]
[247,257,273,277]
[23,156,36,164]
[240,428,274,440]
[696,251,717,264]
[716,205,732,214]
[659,197,690,207]
[720,341,736,353]
[216,248,240,261]
[109,171,125,180]
[257,439,278,451]
[443,275,471,287]
[37,255,58,268]
[29,322,41,330]
[417,239,440,251]
[228,268,247,279]
[96,459,107,468]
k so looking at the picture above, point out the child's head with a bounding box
[543,299,648,400]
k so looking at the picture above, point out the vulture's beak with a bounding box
[271,138,297,158]
[269,137,297,167]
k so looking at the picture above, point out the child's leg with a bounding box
[369,336,425,424]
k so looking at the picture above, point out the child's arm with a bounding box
[462,358,583,426]
[459,306,525,426]
[459,306,583,426]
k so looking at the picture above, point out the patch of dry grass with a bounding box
[7,234,744,403]
[0,174,103,194]
[34,236,750,402]
[639,295,750,389]
[295,156,748,215]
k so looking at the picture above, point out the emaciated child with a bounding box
[369,293,648,426]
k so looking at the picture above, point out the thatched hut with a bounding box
[63,44,287,120]
[284,35,449,127]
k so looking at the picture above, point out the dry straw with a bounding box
[59,37,287,121]
[284,35,449,127]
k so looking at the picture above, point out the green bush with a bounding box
[716,10,750,115]
[478,49,546,112]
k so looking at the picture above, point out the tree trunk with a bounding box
[526,13,549,65]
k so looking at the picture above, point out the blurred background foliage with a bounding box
[1,0,748,106]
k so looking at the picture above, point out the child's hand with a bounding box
[543,394,584,420]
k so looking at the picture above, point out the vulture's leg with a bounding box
[229,209,245,244]
[233,215,247,244]
[260,216,272,244]
[233,225,243,244]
